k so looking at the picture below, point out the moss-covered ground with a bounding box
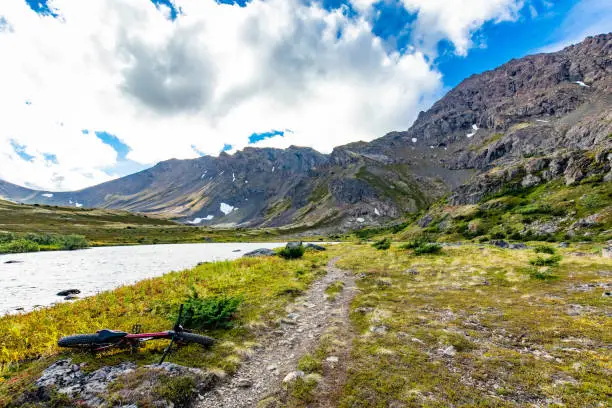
[333,243,611,407]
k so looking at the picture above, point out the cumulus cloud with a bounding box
[0,0,525,191]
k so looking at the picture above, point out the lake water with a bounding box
[0,242,287,316]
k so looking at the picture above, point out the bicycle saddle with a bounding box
[96,329,128,342]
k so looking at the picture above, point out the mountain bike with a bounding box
[57,305,214,363]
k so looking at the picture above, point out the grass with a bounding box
[324,281,345,301]
[0,251,329,406]
[0,200,334,250]
[334,243,612,407]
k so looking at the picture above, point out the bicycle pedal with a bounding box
[131,324,142,334]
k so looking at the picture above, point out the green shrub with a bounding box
[0,239,40,254]
[24,232,60,246]
[400,237,426,249]
[526,267,559,280]
[534,245,555,254]
[0,232,15,244]
[278,244,305,259]
[372,238,391,250]
[529,254,562,267]
[413,243,442,255]
[181,290,243,330]
[60,234,89,250]
[297,354,322,373]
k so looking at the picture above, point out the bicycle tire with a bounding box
[175,332,215,347]
[58,334,113,348]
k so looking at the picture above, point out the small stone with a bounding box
[326,356,339,363]
[286,313,300,320]
[283,371,304,383]
[602,291,612,297]
[4,260,22,264]
[441,346,456,357]
[370,325,388,335]
[57,289,81,297]
[267,364,278,371]
[405,269,419,275]
[64,295,79,300]
[236,379,252,388]
[411,337,425,345]
[558,242,569,248]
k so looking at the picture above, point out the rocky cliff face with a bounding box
[1,34,610,230]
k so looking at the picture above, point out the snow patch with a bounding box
[574,81,589,87]
[201,170,208,179]
[68,200,73,204]
[374,208,380,216]
[75,202,83,208]
[272,166,275,172]
[42,193,53,198]
[466,124,479,138]
[245,180,248,184]
[187,215,214,224]
[232,172,236,182]
[429,145,434,149]
[220,203,236,215]
[536,119,549,123]
[411,138,417,143]
[356,217,365,223]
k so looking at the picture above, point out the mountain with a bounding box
[1,34,610,232]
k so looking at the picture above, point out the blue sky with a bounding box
[2,0,610,191]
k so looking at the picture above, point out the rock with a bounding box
[572,213,602,229]
[602,247,612,259]
[370,325,388,335]
[441,346,456,357]
[243,248,276,257]
[286,313,300,320]
[325,356,339,364]
[56,289,81,297]
[236,379,253,388]
[602,291,612,297]
[558,242,569,248]
[64,295,79,300]
[282,371,305,383]
[355,307,374,314]
[490,240,509,249]
[305,243,326,251]
[417,214,433,228]
[232,249,241,253]
[521,174,541,188]
[4,260,22,264]
[508,243,527,250]
[405,268,419,275]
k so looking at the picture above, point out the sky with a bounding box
[0,0,610,191]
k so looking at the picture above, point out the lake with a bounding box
[0,242,287,316]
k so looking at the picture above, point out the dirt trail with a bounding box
[197,257,357,408]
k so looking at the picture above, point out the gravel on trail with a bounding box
[196,257,357,408]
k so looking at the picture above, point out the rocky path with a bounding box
[197,257,357,408]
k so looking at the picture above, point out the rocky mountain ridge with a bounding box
[2,33,610,231]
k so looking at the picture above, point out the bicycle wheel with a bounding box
[175,332,215,347]
[58,334,113,348]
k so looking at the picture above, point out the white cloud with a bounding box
[0,0,528,191]
[399,0,525,55]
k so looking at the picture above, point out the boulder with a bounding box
[509,243,527,250]
[305,243,326,251]
[4,260,22,264]
[558,242,569,248]
[243,248,276,257]
[602,247,612,259]
[417,214,433,228]
[56,289,81,297]
[283,371,305,383]
[490,240,509,249]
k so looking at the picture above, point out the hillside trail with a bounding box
[197,256,357,408]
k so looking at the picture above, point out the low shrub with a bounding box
[534,245,556,254]
[181,290,243,330]
[372,238,391,250]
[0,232,16,244]
[526,267,559,280]
[0,239,40,254]
[529,254,562,267]
[413,243,442,255]
[59,234,89,250]
[297,354,322,373]
[278,244,305,259]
